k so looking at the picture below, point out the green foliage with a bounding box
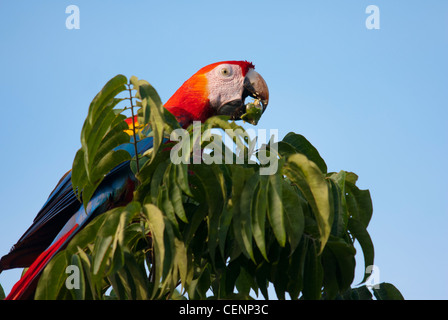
[338,282,404,300]
[32,75,403,300]
[0,283,5,300]
[72,75,131,208]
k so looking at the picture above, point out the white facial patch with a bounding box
[206,64,246,109]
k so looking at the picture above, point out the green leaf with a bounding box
[235,266,253,298]
[272,248,290,300]
[184,203,208,246]
[280,132,327,174]
[142,204,167,298]
[302,239,324,300]
[281,180,305,253]
[148,158,171,205]
[132,77,163,128]
[75,248,94,299]
[341,285,373,300]
[373,282,405,300]
[35,251,70,300]
[69,254,86,300]
[267,173,286,247]
[255,262,270,299]
[92,148,131,180]
[92,235,113,277]
[216,260,238,298]
[0,282,5,300]
[65,215,107,253]
[84,105,126,168]
[321,244,340,299]
[345,172,359,184]
[158,184,177,229]
[348,218,375,283]
[327,171,349,238]
[252,175,269,261]
[108,272,126,300]
[116,262,140,299]
[134,79,165,159]
[168,164,188,223]
[71,149,87,200]
[238,172,259,261]
[325,238,356,292]
[72,74,131,207]
[175,162,193,197]
[217,201,233,258]
[121,251,150,300]
[345,181,373,228]
[173,237,188,293]
[87,75,127,122]
[283,153,332,253]
[190,164,226,262]
[286,239,307,299]
[195,265,211,299]
[229,166,254,261]
[92,117,130,165]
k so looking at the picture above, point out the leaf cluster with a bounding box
[30,75,403,300]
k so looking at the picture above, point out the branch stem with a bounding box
[127,85,140,174]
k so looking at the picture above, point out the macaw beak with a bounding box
[243,69,269,112]
[217,69,269,120]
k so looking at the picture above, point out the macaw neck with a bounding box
[126,73,214,129]
[164,73,214,128]
[165,104,214,128]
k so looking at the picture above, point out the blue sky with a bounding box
[0,1,447,299]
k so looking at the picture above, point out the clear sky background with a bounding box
[0,1,447,300]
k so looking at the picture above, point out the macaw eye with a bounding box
[220,67,232,77]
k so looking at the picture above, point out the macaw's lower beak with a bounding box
[218,69,269,122]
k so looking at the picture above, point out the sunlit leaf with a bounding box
[267,173,286,247]
[142,204,168,299]
[281,179,305,253]
[327,171,349,238]
[283,153,332,253]
[280,132,327,174]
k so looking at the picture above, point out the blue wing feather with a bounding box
[0,136,154,271]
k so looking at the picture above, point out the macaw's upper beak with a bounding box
[243,69,269,112]
[218,69,269,121]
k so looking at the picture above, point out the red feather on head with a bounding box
[195,60,255,77]
[164,61,255,126]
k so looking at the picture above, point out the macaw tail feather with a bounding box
[5,224,78,300]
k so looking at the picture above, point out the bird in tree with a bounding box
[0,61,269,300]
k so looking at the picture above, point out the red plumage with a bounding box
[165,60,255,125]
[5,224,78,300]
[1,60,266,300]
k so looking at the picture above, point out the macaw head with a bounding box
[164,61,269,127]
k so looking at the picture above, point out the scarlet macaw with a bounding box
[0,61,269,299]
